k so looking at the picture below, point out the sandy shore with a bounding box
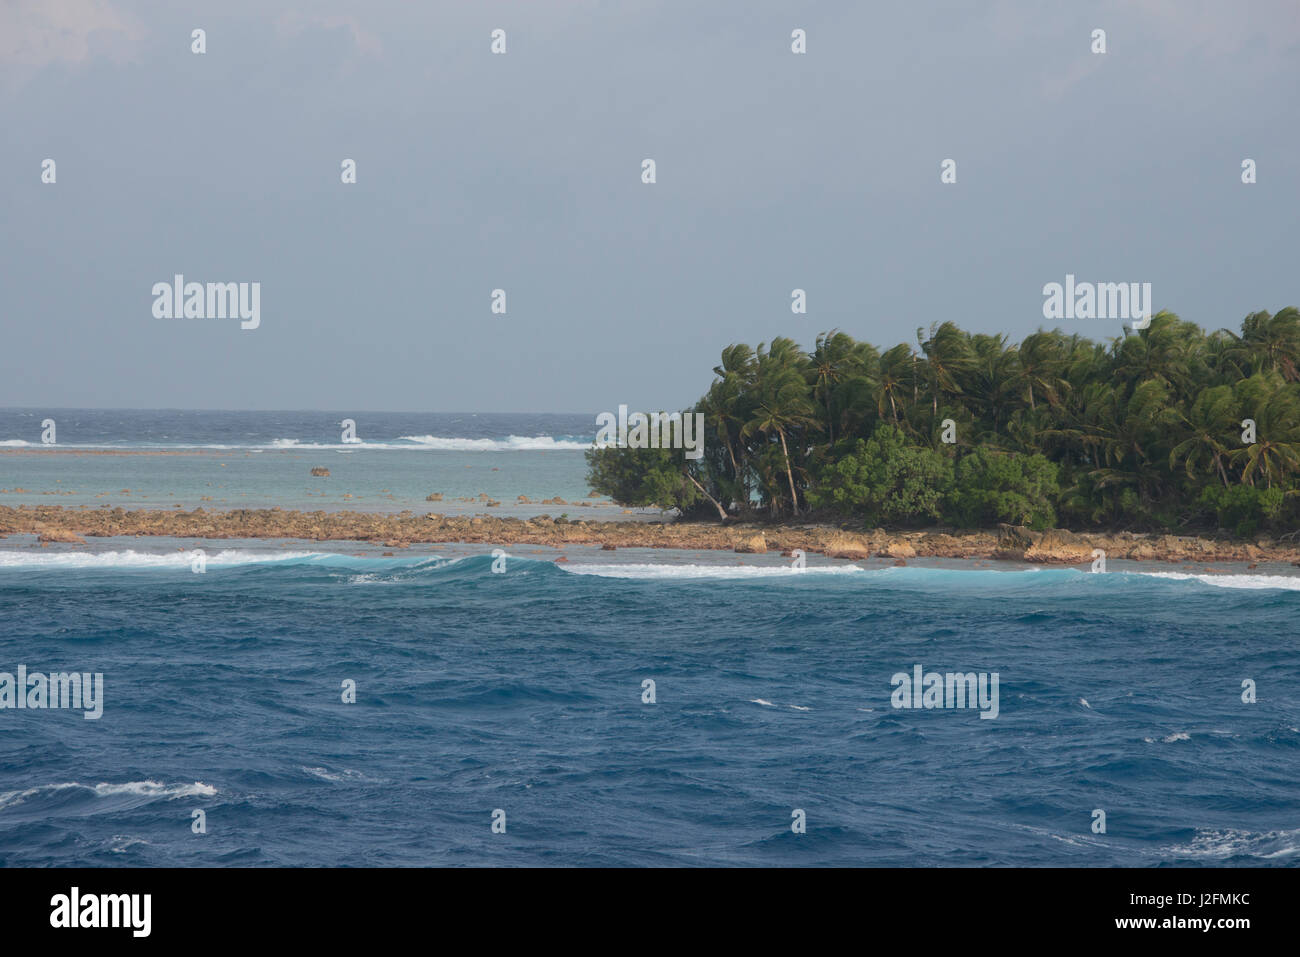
[2,504,1297,566]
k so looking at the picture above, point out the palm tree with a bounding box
[875,343,915,426]
[917,321,973,421]
[1017,330,1072,412]
[966,332,1019,438]
[807,330,861,445]
[1234,308,1300,382]
[743,343,818,516]
[1230,373,1300,488]
[1168,385,1238,487]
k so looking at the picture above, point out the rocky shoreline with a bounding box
[2,504,1297,566]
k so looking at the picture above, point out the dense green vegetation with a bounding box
[586,309,1300,536]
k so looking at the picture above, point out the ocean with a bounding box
[1,411,1298,866]
[0,409,602,515]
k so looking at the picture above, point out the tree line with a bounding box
[586,309,1300,536]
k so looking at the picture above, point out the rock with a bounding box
[735,533,767,554]
[1024,529,1094,564]
[995,523,1038,557]
[425,493,443,502]
[880,541,916,559]
[36,528,86,544]
[601,543,616,550]
[310,467,330,477]
[823,531,871,560]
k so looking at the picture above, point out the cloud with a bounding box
[274,11,383,57]
[0,0,141,70]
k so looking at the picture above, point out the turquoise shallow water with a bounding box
[0,447,601,514]
[0,409,612,516]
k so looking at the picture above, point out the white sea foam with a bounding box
[561,563,865,580]
[0,549,324,569]
[751,699,776,707]
[1131,570,1300,591]
[8,436,590,452]
[110,836,152,853]
[257,436,592,452]
[0,780,216,811]
[1167,827,1300,860]
[302,766,383,783]
[396,434,591,451]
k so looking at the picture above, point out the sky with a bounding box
[1,0,1297,412]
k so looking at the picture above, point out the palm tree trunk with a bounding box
[683,469,727,521]
[722,432,739,476]
[777,428,799,516]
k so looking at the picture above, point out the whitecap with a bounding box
[0,780,216,811]
[0,549,325,569]
[1132,570,1300,591]
[562,563,864,580]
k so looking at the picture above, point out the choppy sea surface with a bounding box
[2,541,1297,867]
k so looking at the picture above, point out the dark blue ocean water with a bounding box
[2,551,1297,867]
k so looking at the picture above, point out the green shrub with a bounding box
[807,423,951,525]
[585,445,702,512]
[945,449,1059,529]
[1198,484,1285,537]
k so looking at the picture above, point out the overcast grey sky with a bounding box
[2,0,1297,412]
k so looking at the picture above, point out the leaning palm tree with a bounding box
[875,343,915,426]
[741,362,818,516]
